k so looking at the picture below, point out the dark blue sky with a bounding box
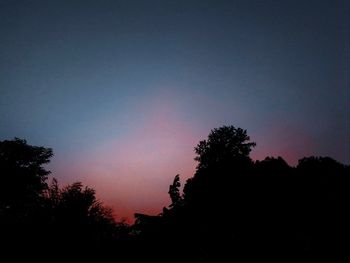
[1,0,349,219]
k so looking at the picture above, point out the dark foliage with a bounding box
[1,126,349,261]
[133,126,350,262]
[0,139,125,259]
[194,126,256,170]
[168,174,183,208]
[0,138,52,214]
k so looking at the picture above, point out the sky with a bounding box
[1,0,349,221]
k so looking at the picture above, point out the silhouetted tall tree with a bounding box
[0,138,53,219]
[168,174,183,208]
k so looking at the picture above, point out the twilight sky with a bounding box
[1,0,349,221]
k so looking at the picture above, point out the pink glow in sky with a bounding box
[49,90,323,222]
[1,0,349,224]
[51,91,203,221]
[250,122,317,166]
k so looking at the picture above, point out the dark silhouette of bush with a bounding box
[0,138,126,259]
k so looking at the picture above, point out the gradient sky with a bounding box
[1,0,349,221]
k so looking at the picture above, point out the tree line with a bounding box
[1,126,349,261]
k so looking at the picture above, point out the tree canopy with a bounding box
[194,125,256,170]
[0,138,53,211]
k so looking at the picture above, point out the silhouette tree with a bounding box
[168,174,183,208]
[0,138,53,219]
[157,126,350,261]
[184,125,256,206]
[1,128,350,261]
[43,179,122,257]
[46,180,115,227]
[194,125,256,170]
[0,138,126,259]
[0,138,54,258]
